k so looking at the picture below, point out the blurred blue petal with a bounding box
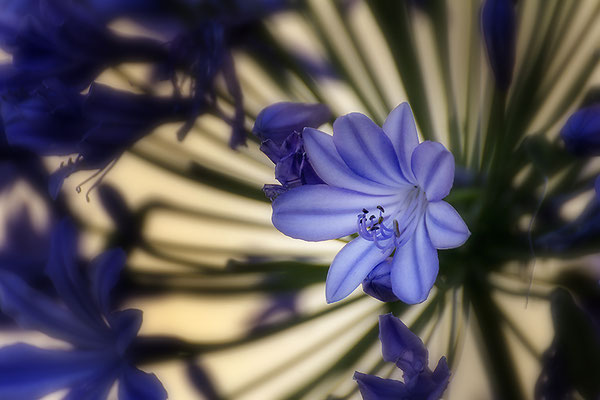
[0,218,167,398]
[118,366,168,400]
[91,248,126,316]
[0,271,105,346]
[560,105,600,157]
[0,343,108,399]
[481,0,516,90]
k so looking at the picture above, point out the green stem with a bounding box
[466,273,526,400]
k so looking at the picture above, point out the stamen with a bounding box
[75,156,120,202]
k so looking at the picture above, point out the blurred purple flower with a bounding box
[271,103,469,304]
[481,0,516,90]
[354,313,450,400]
[0,0,166,92]
[0,219,167,399]
[1,80,196,198]
[560,105,600,157]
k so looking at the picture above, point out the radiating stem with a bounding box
[466,272,526,400]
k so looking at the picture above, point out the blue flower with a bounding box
[0,219,167,399]
[354,313,450,400]
[1,80,195,198]
[254,102,331,199]
[560,104,600,157]
[481,0,516,90]
[0,0,166,92]
[271,103,470,304]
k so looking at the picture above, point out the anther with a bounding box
[362,208,369,214]
[377,205,384,212]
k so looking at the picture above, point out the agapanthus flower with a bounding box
[0,219,167,399]
[354,313,450,400]
[1,80,195,198]
[254,102,331,199]
[481,0,516,90]
[272,103,470,304]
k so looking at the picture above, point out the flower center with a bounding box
[357,187,427,252]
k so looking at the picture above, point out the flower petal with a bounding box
[119,366,168,400]
[63,363,119,400]
[91,248,126,316]
[0,271,104,347]
[303,127,399,195]
[391,220,439,304]
[378,313,428,382]
[353,372,407,400]
[326,237,392,303]
[333,113,406,186]
[253,102,331,145]
[0,344,105,399]
[46,219,104,328]
[411,141,455,201]
[382,102,419,183]
[272,185,397,241]
[425,201,470,249]
[108,309,143,356]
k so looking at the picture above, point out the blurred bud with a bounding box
[481,0,516,91]
[560,105,600,156]
[253,102,331,145]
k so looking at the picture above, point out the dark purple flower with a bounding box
[361,258,400,303]
[354,313,450,400]
[1,80,196,198]
[560,105,600,157]
[0,0,166,92]
[481,0,516,90]
[0,205,49,282]
[254,102,331,199]
[0,219,167,399]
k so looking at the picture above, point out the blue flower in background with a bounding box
[0,0,166,92]
[354,313,450,400]
[1,80,195,198]
[560,105,600,157]
[272,103,470,304]
[254,102,331,199]
[0,219,167,399]
[481,0,516,90]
